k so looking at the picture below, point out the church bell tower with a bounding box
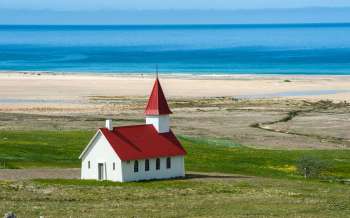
[144,76,172,133]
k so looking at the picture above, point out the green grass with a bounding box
[1,130,350,217]
[1,131,350,180]
[0,131,92,169]
[181,136,350,179]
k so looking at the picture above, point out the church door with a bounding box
[98,163,104,180]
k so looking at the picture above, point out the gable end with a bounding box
[79,130,102,159]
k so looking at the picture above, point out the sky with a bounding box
[1,1,350,24]
[1,0,350,10]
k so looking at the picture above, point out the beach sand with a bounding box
[1,72,350,102]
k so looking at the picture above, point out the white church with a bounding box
[79,77,187,182]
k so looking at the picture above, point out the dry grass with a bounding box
[1,98,350,149]
[0,177,349,217]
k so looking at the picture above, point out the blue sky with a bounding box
[1,0,350,10]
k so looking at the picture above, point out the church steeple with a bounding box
[145,77,172,133]
[144,78,172,116]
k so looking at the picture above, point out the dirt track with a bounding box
[0,168,250,181]
[0,168,80,180]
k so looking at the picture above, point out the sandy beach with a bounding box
[1,71,350,103]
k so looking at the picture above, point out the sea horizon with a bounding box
[1,23,350,75]
[1,22,350,26]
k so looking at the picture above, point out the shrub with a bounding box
[296,156,330,179]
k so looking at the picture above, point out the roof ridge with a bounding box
[100,124,152,130]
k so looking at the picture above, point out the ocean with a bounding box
[0,24,350,75]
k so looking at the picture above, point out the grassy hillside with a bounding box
[0,130,350,179]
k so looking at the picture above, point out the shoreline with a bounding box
[2,70,350,103]
[2,70,350,80]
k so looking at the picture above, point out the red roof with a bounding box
[145,78,172,115]
[100,124,186,160]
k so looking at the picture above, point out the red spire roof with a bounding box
[145,78,172,115]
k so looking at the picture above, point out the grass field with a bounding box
[1,130,350,179]
[0,130,350,217]
[1,177,349,217]
[0,131,92,169]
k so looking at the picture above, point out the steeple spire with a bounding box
[144,77,172,115]
[144,66,172,133]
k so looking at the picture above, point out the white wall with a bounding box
[146,115,170,133]
[81,131,186,182]
[121,156,185,182]
[81,131,123,182]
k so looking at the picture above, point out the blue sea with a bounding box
[1,24,350,75]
